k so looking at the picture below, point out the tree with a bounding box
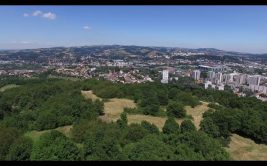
[166,101,186,118]
[31,130,81,160]
[157,89,168,106]
[200,117,220,138]
[6,136,33,161]
[0,127,20,160]
[141,121,159,134]
[34,111,57,130]
[124,124,149,143]
[172,144,204,160]
[177,131,230,160]
[117,112,128,129]
[162,118,180,135]
[143,104,160,116]
[93,136,125,160]
[168,88,180,100]
[180,120,196,133]
[124,135,175,160]
[140,89,160,116]
[84,132,97,157]
[94,99,104,115]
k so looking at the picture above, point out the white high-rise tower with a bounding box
[161,70,169,84]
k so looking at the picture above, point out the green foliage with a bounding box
[91,136,125,160]
[140,89,160,116]
[123,107,143,115]
[166,101,186,118]
[3,77,260,160]
[142,104,160,116]
[193,87,267,145]
[164,131,230,160]
[124,135,175,160]
[31,130,81,160]
[82,121,125,160]
[172,144,204,160]
[157,88,169,106]
[141,121,159,134]
[200,117,220,138]
[6,136,33,161]
[0,127,21,160]
[117,112,128,129]
[178,131,230,160]
[0,79,102,131]
[180,120,196,133]
[124,124,149,144]
[162,118,180,135]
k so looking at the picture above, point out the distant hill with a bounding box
[0,45,266,60]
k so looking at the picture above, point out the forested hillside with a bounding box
[0,76,266,160]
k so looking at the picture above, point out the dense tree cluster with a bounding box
[193,89,267,144]
[70,116,229,160]
[0,79,104,131]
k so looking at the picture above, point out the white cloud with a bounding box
[23,13,29,17]
[42,12,56,20]
[83,26,91,30]
[24,10,57,20]
[32,10,42,16]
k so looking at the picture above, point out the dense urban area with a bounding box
[1,45,267,100]
[0,45,267,161]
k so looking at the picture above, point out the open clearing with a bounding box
[81,90,102,102]
[185,101,210,129]
[0,84,20,92]
[25,125,73,142]
[82,91,210,130]
[225,134,267,160]
[99,98,136,122]
[126,102,210,130]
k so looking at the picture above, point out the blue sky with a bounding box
[0,6,267,53]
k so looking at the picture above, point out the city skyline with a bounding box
[1,6,267,53]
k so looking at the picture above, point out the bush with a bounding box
[180,120,196,133]
[141,121,159,134]
[163,118,180,135]
[166,101,186,118]
[31,130,81,160]
[6,136,33,160]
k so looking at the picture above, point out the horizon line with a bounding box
[1,44,266,55]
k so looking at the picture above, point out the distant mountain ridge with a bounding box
[0,44,267,58]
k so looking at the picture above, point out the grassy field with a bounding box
[0,84,20,92]
[81,90,102,102]
[82,91,210,130]
[185,101,210,129]
[225,134,267,160]
[24,125,73,142]
[127,102,209,130]
[99,98,136,123]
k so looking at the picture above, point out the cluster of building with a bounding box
[102,69,153,84]
[55,66,95,79]
[202,69,267,99]
[159,64,267,100]
[0,69,42,78]
[171,52,205,56]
